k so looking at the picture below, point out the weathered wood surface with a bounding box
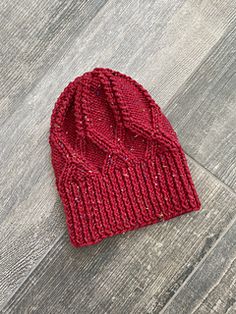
[166,22,236,192]
[1,0,236,313]
[161,217,236,314]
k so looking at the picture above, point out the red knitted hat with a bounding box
[49,67,201,247]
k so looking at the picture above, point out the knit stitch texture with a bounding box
[49,67,201,247]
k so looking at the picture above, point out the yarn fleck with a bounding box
[49,67,201,247]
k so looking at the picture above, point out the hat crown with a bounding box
[50,68,178,177]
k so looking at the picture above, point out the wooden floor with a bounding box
[1,1,236,313]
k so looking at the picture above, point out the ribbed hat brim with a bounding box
[58,146,201,247]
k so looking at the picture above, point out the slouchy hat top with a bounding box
[49,67,201,247]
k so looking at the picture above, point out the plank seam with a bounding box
[159,203,236,314]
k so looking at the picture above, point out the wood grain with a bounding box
[1,0,236,312]
[165,22,236,192]
[0,0,108,125]
[160,217,236,314]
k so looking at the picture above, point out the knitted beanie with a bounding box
[49,67,201,247]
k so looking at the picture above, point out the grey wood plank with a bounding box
[2,159,236,314]
[0,0,108,125]
[156,21,236,313]
[1,0,236,310]
[160,217,236,314]
[165,22,236,192]
[0,0,109,305]
[192,258,236,314]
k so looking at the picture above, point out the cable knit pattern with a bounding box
[49,67,201,247]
